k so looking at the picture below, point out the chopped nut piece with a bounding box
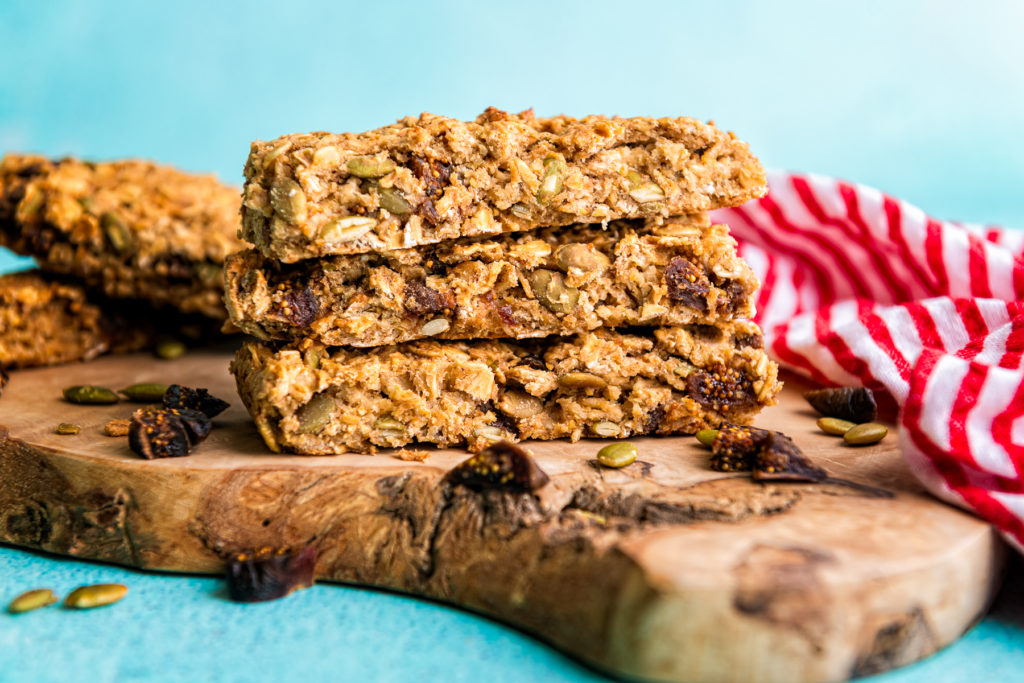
[103,419,131,437]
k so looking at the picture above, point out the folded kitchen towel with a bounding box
[713,171,1024,552]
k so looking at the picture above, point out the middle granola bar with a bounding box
[224,215,757,347]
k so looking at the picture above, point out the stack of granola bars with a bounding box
[0,155,243,367]
[227,108,781,454]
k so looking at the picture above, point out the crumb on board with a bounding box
[393,448,429,462]
[103,419,131,437]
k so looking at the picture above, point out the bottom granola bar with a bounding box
[231,322,780,455]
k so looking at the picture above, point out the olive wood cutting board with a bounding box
[0,348,1005,683]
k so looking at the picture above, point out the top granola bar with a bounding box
[0,154,244,318]
[241,108,767,262]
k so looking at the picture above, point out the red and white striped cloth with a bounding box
[712,171,1024,553]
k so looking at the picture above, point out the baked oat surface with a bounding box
[241,108,767,261]
[0,154,245,318]
[225,215,759,346]
[231,322,779,455]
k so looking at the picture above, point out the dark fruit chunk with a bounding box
[403,280,449,316]
[447,441,550,492]
[0,365,8,397]
[163,384,230,418]
[129,408,191,459]
[804,387,877,423]
[710,424,770,472]
[410,154,452,225]
[226,546,317,603]
[275,285,320,328]
[165,408,212,444]
[687,364,754,411]
[665,256,710,312]
[752,432,827,483]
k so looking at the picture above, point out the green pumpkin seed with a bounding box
[63,583,127,609]
[597,442,638,468]
[296,394,335,434]
[303,347,322,370]
[100,212,133,255]
[528,269,580,314]
[373,416,405,433]
[270,178,307,223]
[155,339,186,360]
[590,421,620,438]
[695,428,719,446]
[535,156,566,204]
[320,216,377,243]
[817,417,856,436]
[347,156,396,178]
[63,385,119,405]
[674,360,697,377]
[7,588,58,614]
[554,243,610,273]
[626,170,666,203]
[378,186,412,215]
[55,423,81,435]
[120,383,170,403]
[843,422,888,446]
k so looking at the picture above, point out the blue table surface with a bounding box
[2,1,1023,680]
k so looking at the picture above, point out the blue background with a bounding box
[2,1,1024,681]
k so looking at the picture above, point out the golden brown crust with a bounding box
[0,154,244,318]
[241,109,767,261]
[231,323,780,455]
[224,215,758,346]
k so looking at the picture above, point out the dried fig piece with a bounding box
[226,546,317,603]
[665,256,710,311]
[410,154,452,225]
[163,385,230,418]
[274,285,320,328]
[687,364,753,411]
[803,386,877,423]
[165,408,213,444]
[710,424,769,472]
[129,408,191,459]
[446,441,549,492]
[753,432,828,483]
[403,280,449,317]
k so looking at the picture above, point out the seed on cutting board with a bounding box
[843,423,888,446]
[120,383,170,402]
[63,385,119,404]
[155,339,187,360]
[7,588,58,614]
[596,442,638,468]
[817,417,857,436]
[55,423,81,435]
[696,428,719,446]
[63,584,128,609]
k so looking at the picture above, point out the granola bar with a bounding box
[0,271,153,368]
[225,215,757,346]
[0,154,244,319]
[231,322,780,455]
[241,108,766,262]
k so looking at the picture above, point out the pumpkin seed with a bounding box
[535,156,566,204]
[597,442,638,468]
[473,425,504,443]
[312,145,340,166]
[420,318,450,336]
[373,416,405,433]
[843,422,888,446]
[528,269,580,314]
[347,156,396,178]
[120,383,170,402]
[55,423,81,435]
[296,394,335,434]
[100,212,133,255]
[303,347,322,370]
[557,372,606,390]
[155,339,186,360]
[497,391,543,419]
[626,170,665,203]
[63,385,119,405]
[7,588,58,614]
[378,187,412,215]
[817,417,856,436]
[590,421,620,438]
[674,360,697,377]
[270,179,307,223]
[320,216,377,243]
[554,243,610,273]
[63,583,127,609]
[696,428,719,446]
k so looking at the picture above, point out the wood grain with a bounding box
[0,348,1005,683]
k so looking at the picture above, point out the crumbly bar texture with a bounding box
[0,270,150,368]
[231,323,780,455]
[241,108,767,262]
[225,215,758,347]
[0,154,245,319]
[0,271,224,369]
